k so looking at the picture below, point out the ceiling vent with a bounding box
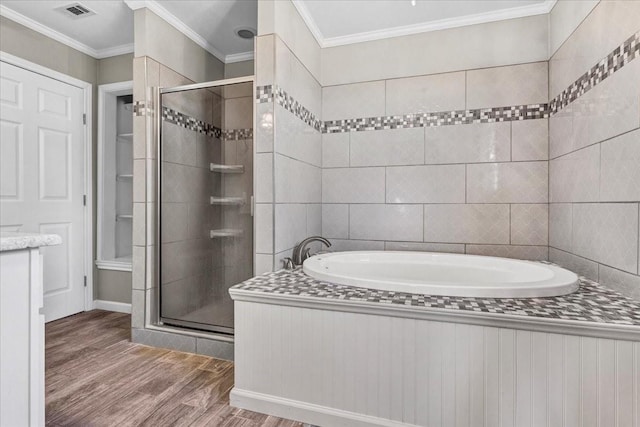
[56,3,96,19]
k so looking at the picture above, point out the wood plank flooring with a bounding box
[45,310,302,427]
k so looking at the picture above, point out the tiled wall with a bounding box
[321,62,550,261]
[254,34,323,273]
[548,1,640,299]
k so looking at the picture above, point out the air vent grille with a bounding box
[56,3,95,18]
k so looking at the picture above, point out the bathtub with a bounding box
[303,251,579,298]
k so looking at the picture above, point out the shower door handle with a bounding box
[250,195,254,217]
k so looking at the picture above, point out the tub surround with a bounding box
[0,231,62,252]
[231,267,640,340]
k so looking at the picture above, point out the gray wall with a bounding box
[1,15,134,304]
[548,1,640,299]
[224,60,254,79]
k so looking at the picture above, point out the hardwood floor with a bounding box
[45,310,302,427]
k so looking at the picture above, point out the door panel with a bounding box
[0,61,86,322]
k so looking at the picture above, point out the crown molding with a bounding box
[293,0,557,48]
[225,51,254,63]
[1,4,97,58]
[125,0,250,64]
[1,5,134,59]
[95,43,135,59]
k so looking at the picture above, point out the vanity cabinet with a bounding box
[0,233,60,427]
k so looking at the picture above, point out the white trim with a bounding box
[93,300,132,314]
[96,43,134,59]
[292,0,557,48]
[0,5,133,59]
[229,289,640,342]
[0,51,94,313]
[96,81,134,277]
[225,51,255,63]
[124,0,224,63]
[95,260,133,272]
[231,389,413,427]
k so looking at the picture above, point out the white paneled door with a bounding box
[0,61,86,322]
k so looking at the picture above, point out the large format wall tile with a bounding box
[322,81,385,121]
[548,248,599,281]
[466,245,548,261]
[549,144,600,203]
[255,204,273,253]
[350,204,423,242]
[424,122,511,164]
[322,167,385,203]
[274,105,321,167]
[466,62,548,109]
[329,239,385,252]
[572,203,639,274]
[600,129,640,202]
[255,153,273,203]
[549,0,640,98]
[274,36,321,117]
[512,119,548,161]
[598,264,640,301]
[384,241,465,254]
[350,127,424,167]
[424,204,510,244]
[322,132,349,168]
[322,204,349,239]
[549,61,640,159]
[274,154,321,203]
[385,71,465,115]
[549,203,572,252]
[386,165,465,204]
[467,162,548,203]
[511,204,548,246]
[274,204,307,253]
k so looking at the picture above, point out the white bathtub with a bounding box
[303,251,579,298]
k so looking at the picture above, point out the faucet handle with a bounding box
[282,257,295,270]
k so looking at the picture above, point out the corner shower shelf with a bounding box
[210,196,245,206]
[117,133,133,142]
[209,229,243,238]
[116,214,133,221]
[116,174,133,181]
[209,163,244,174]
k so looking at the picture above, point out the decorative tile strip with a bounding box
[233,268,640,326]
[323,104,549,133]
[222,128,254,141]
[133,101,146,117]
[161,106,253,141]
[550,31,640,115]
[255,31,639,133]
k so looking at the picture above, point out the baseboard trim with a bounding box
[93,300,131,314]
[230,388,413,427]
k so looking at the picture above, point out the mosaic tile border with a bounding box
[549,31,640,115]
[256,31,639,132]
[232,268,640,326]
[161,106,252,141]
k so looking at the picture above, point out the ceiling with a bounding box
[0,0,257,62]
[293,0,556,47]
[0,0,555,60]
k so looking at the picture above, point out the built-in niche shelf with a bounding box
[117,133,133,142]
[209,163,244,174]
[209,229,243,238]
[97,82,134,273]
[210,196,244,206]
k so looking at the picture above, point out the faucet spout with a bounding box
[292,236,331,266]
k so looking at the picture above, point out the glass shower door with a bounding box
[158,78,253,334]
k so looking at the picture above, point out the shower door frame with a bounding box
[156,75,255,335]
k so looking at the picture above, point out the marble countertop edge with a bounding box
[0,232,62,252]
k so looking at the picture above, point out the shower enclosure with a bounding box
[158,77,254,334]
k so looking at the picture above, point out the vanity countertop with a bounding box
[0,232,62,252]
